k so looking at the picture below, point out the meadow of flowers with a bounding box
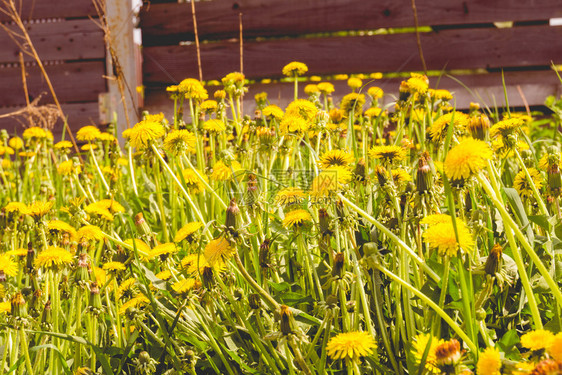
[0,61,561,374]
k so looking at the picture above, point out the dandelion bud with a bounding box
[374,165,388,186]
[10,292,27,318]
[225,198,240,232]
[75,253,91,286]
[88,281,103,313]
[41,300,52,327]
[0,270,5,283]
[354,158,366,182]
[259,239,271,269]
[134,213,152,237]
[399,81,410,101]
[248,293,261,310]
[279,304,294,336]
[332,252,345,278]
[485,244,503,276]
[30,288,43,315]
[346,300,356,313]
[318,208,331,237]
[26,243,35,274]
[335,200,346,223]
[326,294,338,308]
[469,102,480,112]
[547,163,562,197]
[435,339,461,367]
[416,152,433,194]
[467,114,490,140]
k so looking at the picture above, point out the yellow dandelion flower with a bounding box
[96,132,117,143]
[326,331,376,361]
[47,220,77,239]
[102,261,126,272]
[128,120,165,149]
[155,270,172,281]
[148,242,178,260]
[54,140,73,150]
[420,214,452,226]
[347,77,363,89]
[429,112,470,142]
[178,78,208,100]
[118,295,149,315]
[222,72,245,86]
[444,138,493,181]
[369,145,406,164]
[171,278,197,294]
[513,168,542,199]
[4,201,29,215]
[310,166,353,197]
[412,334,443,374]
[263,105,284,120]
[341,93,365,113]
[529,359,562,375]
[117,278,137,299]
[429,89,453,101]
[282,61,308,77]
[423,218,474,257]
[549,333,562,361]
[92,266,106,285]
[282,209,312,229]
[144,113,165,123]
[81,144,97,151]
[77,225,104,242]
[8,136,23,150]
[490,118,523,139]
[319,149,354,169]
[93,199,125,214]
[204,237,235,267]
[0,146,14,156]
[57,160,81,176]
[364,107,383,118]
[76,126,101,142]
[124,239,151,258]
[210,160,243,181]
[174,222,203,243]
[334,74,349,80]
[0,301,10,314]
[179,168,207,194]
[304,84,319,95]
[200,100,218,113]
[0,254,17,277]
[85,205,113,221]
[22,126,49,140]
[27,200,54,219]
[476,347,502,375]
[35,246,74,269]
[285,99,318,121]
[280,115,309,135]
[367,86,384,99]
[274,187,305,206]
[406,76,429,94]
[203,119,226,133]
[317,82,335,94]
[521,329,555,351]
[214,89,226,100]
[391,168,412,184]
[6,248,27,257]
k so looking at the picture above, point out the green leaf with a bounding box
[503,187,534,243]
[497,329,521,360]
[528,215,551,232]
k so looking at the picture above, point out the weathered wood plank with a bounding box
[143,25,562,83]
[0,19,104,63]
[142,70,562,120]
[140,0,562,45]
[0,101,101,138]
[0,0,98,22]
[0,61,106,107]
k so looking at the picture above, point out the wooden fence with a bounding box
[140,0,562,116]
[0,0,105,136]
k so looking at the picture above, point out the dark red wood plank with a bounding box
[0,61,106,107]
[143,25,562,83]
[0,19,104,63]
[0,102,100,139]
[0,0,98,22]
[140,0,562,45]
